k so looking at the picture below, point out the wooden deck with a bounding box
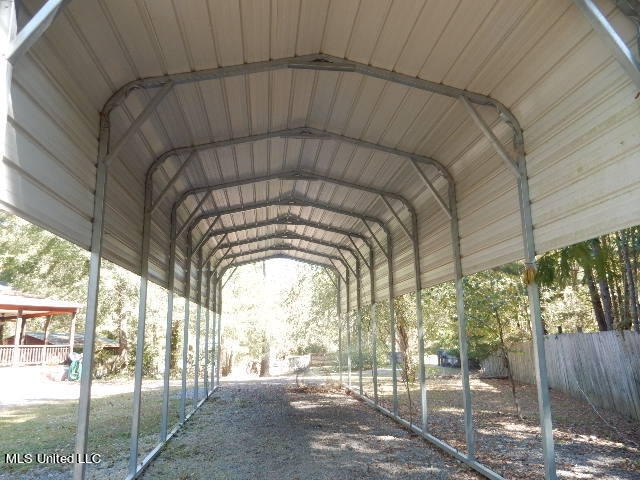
[0,345,70,366]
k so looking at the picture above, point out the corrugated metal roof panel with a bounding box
[4,0,640,309]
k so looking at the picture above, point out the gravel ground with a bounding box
[139,377,482,480]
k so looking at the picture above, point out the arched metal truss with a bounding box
[195,214,374,270]
[215,233,360,271]
[5,2,639,479]
[145,127,454,218]
[43,25,553,480]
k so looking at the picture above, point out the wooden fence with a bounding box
[0,345,70,366]
[481,331,640,420]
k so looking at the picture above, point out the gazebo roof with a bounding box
[0,286,82,321]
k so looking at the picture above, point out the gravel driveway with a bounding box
[139,378,481,480]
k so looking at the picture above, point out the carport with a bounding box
[0,1,639,479]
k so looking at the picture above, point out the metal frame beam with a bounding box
[219,245,347,271]
[172,170,415,237]
[8,0,70,64]
[573,0,640,91]
[104,82,173,167]
[380,195,412,241]
[104,53,518,133]
[222,253,340,278]
[191,169,414,208]
[146,127,450,218]
[186,196,390,247]
[214,232,361,268]
[198,214,372,252]
[91,49,548,480]
[459,96,521,179]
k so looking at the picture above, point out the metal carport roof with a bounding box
[0,1,639,480]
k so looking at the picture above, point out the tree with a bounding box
[0,211,170,377]
[538,229,640,332]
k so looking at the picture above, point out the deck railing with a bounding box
[0,345,70,366]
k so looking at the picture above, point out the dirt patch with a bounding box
[139,378,482,480]
[369,371,640,480]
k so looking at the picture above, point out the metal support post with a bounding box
[345,269,352,389]
[337,276,342,384]
[449,185,475,458]
[369,247,378,404]
[180,235,193,423]
[387,235,398,415]
[204,263,211,395]
[216,281,222,386]
[193,251,202,409]
[209,269,218,393]
[127,138,158,474]
[74,114,109,480]
[128,237,151,474]
[411,211,428,431]
[356,261,363,395]
[516,149,557,478]
[160,210,177,441]
[371,303,378,404]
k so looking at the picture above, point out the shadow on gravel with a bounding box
[139,376,480,480]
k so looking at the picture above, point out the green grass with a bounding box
[0,383,182,474]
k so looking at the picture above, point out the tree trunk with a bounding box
[20,318,27,343]
[616,233,631,328]
[43,316,52,345]
[620,230,639,331]
[590,239,615,330]
[170,321,180,372]
[612,280,623,328]
[584,266,608,331]
[259,332,270,377]
[494,308,522,419]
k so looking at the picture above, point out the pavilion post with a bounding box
[12,310,22,366]
[41,314,52,365]
[68,312,76,354]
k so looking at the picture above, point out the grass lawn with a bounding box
[0,380,184,476]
